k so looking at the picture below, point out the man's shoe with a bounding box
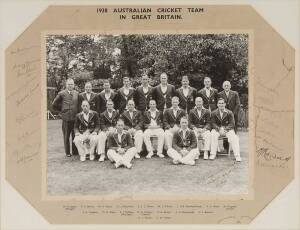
[80,156,86,162]
[146,152,153,159]
[66,154,72,157]
[114,160,122,168]
[182,159,195,166]
[98,155,105,162]
[235,156,242,162]
[172,159,180,165]
[90,155,95,161]
[209,155,216,160]
[135,153,141,159]
[157,153,165,158]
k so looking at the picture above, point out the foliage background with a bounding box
[46,34,249,108]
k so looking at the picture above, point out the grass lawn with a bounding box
[47,120,249,196]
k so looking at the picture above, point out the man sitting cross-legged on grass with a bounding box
[97,99,120,162]
[73,100,100,161]
[120,100,144,159]
[107,119,138,169]
[210,98,242,162]
[143,100,165,158]
[167,116,199,165]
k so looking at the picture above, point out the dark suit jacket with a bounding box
[172,129,197,152]
[107,132,133,151]
[116,87,135,113]
[134,86,153,112]
[100,110,119,131]
[52,89,79,121]
[152,84,176,111]
[211,109,235,131]
[120,110,143,130]
[197,87,218,111]
[74,110,100,134]
[176,86,197,113]
[78,92,98,112]
[143,110,163,129]
[97,90,117,114]
[188,108,211,130]
[218,90,241,115]
[163,108,186,129]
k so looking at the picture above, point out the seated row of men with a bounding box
[73,96,241,169]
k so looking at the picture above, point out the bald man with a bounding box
[52,78,79,157]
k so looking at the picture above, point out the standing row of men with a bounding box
[52,73,242,168]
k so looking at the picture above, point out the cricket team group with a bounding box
[51,73,243,169]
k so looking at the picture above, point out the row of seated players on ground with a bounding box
[73,96,241,169]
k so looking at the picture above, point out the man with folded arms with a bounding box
[188,97,211,160]
[107,119,138,169]
[97,99,119,162]
[167,116,199,165]
[120,100,144,158]
[210,98,242,162]
[143,100,165,158]
[73,100,100,161]
[163,96,186,150]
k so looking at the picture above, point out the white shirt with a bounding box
[220,111,224,119]
[182,87,189,97]
[107,110,113,118]
[182,129,187,139]
[205,88,211,97]
[173,108,178,117]
[197,109,202,118]
[161,85,168,94]
[142,86,149,94]
[225,91,230,98]
[117,133,122,143]
[150,110,157,126]
[68,90,72,95]
[86,93,91,101]
[129,111,134,119]
[83,111,90,121]
[104,91,111,100]
[123,87,130,97]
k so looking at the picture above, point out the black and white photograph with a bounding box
[46,33,249,196]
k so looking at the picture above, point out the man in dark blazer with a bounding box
[218,80,241,132]
[52,78,79,157]
[176,75,197,113]
[152,72,176,111]
[98,99,120,162]
[78,82,98,112]
[143,100,165,158]
[134,74,153,112]
[210,98,241,162]
[107,119,138,169]
[116,76,135,114]
[73,100,100,161]
[167,116,199,165]
[188,97,211,159]
[120,100,144,158]
[197,77,218,112]
[97,80,117,113]
[163,96,186,149]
